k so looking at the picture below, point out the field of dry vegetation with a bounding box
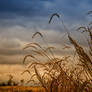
[0,86,45,92]
[0,13,92,92]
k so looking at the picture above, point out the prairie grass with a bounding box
[22,13,91,92]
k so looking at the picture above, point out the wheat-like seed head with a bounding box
[49,13,60,24]
[32,32,43,39]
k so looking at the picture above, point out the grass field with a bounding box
[0,86,45,92]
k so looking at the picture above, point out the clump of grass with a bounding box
[22,32,72,92]
[22,13,92,92]
[68,24,92,79]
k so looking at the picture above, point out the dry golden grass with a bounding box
[20,12,92,92]
[22,30,92,92]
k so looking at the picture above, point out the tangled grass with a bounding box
[22,13,92,92]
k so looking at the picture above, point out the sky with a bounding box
[0,0,92,83]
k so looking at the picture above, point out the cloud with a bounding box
[0,0,91,32]
[0,0,54,19]
[0,25,88,64]
[0,26,65,64]
[0,0,91,64]
[0,0,91,29]
[0,0,91,19]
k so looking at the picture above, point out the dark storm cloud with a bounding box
[0,0,54,19]
[0,0,92,28]
[0,0,92,18]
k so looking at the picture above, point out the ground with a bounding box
[0,86,45,92]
